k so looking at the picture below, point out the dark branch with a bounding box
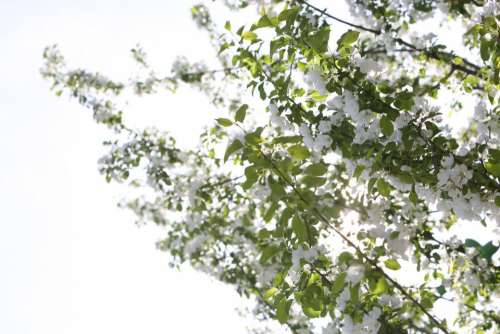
[297,0,482,77]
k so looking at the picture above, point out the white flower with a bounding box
[343,91,359,117]
[327,96,343,110]
[299,123,314,149]
[305,65,327,95]
[318,120,333,134]
[346,264,364,285]
[361,307,381,333]
[379,294,402,308]
[314,134,332,151]
[291,246,318,272]
[356,57,382,74]
[464,270,480,288]
[336,287,350,311]
[322,322,339,334]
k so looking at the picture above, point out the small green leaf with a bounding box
[288,145,310,161]
[216,118,233,127]
[484,161,500,177]
[389,231,400,240]
[479,241,499,261]
[338,252,354,264]
[306,27,330,54]
[436,285,446,296]
[292,215,309,243]
[273,136,302,144]
[377,178,392,197]
[337,30,359,49]
[480,38,491,62]
[269,179,286,199]
[264,287,278,300]
[384,259,401,270]
[264,202,278,222]
[276,297,292,324]
[353,165,365,179]
[380,116,394,136]
[301,175,327,188]
[242,31,258,42]
[224,139,243,162]
[331,272,346,295]
[224,21,231,31]
[260,245,280,264]
[372,277,388,295]
[304,163,328,176]
[464,238,481,249]
[409,186,418,205]
[278,7,299,22]
[241,166,258,189]
[235,104,248,122]
[253,15,273,29]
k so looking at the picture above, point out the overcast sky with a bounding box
[0,1,259,333]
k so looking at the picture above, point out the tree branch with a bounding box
[296,0,482,77]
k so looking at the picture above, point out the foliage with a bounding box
[42,1,499,333]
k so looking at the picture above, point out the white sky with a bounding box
[0,1,257,333]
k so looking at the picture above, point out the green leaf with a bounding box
[260,245,280,264]
[495,196,500,207]
[384,259,401,270]
[479,241,499,261]
[269,179,286,199]
[264,287,278,300]
[224,139,243,162]
[288,145,310,161]
[307,273,321,286]
[224,21,231,31]
[273,135,302,144]
[306,27,330,54]
[331,272,346,295]
[377,178,392,197]
[436,285,446,296]
[242,31,258,42]
[304,163,328,176]
[264,202,278,222]
[480,38,491,62]
[278,7,299,22]
[301,285,324,317]
[253,15,273,30]
[276,297,292,324]
[301,175,327,188]
[338,252,354,264]
[490,149,500,162]
[464,238,481,249]
[372,277,388,295]
[241,166,258,189]
[409,186,418,205]
[292,215,309,243]
[270,37,287,56]
[484,161,500,177]
[258,83,266,99]
[350,283,360,304]
[380,116,394,136]
[216,118,233,127]
[353,165,365,179]
[235,104,248,122]
[337,30,359,50]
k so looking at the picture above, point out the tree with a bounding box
[41,0,499,333]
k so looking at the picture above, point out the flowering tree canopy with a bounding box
[42,1,499,333]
